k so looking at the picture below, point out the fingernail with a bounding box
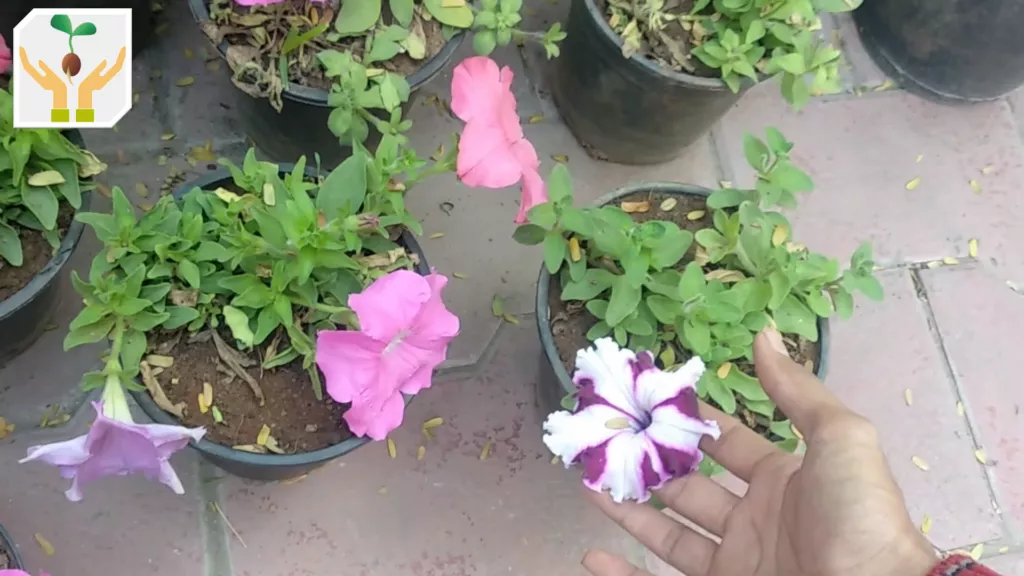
[759,327,790,357]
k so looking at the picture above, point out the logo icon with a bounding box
[13,9,132,128]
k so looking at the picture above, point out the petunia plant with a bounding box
[511,129,881,460]
[607,0,862,108]
[25,140,458,498]
[0,87,106,267]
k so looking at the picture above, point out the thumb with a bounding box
[753,328,849,439]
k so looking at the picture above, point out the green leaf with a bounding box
[72,22,97,36]
[560,208,593,236]
[272,295,293,324]
[52,159,82,209]
[178,259,201,289]
[317,149,367,219]
[774,295,818,341]
[831,287,854,319]
[646,295,680,325]
[561,269,615,300]
[773,163,814,193]
[390,0,414,26]
[473,29,497,55]
[774,53,805,75]
[695,228,726,249]
[805,290,834,317]
[63,317,115,350]
[223,305,255,348]
[606,276,642,326]
[512,224,546,245]
[624,316,653,336]
[120,329,147,375]
[812,0,862,12]
[543,231,567,274]
[50,14,73,34]
[682,319,711,355]
[703,373,736,414]
[781,73,811,110]
[585,299,608,319]
[527,202,557,228]
[586,320,612,340]
[194,241,233,262]
[163,306,201,330]
[546,163,573,204]
[69,305,109,331]
[21,182,59,230]
[130,311,171,331]
[423,0,474,27]
[743,134,771,172]
[0,221,23,266]
[560,392,577,411]
[723,368,769,401]
[853,274,884,301]
[767,270,791,310]
[335,0,382,36]
[112,186,137,230]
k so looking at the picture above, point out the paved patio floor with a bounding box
[1,1,1023,575]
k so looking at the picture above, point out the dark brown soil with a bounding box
[598,0,717,77]
[0,546,10,570]
[547,190,820,436]
[158,332,351,453]
[210,0,447,91]
[0,204,73,304]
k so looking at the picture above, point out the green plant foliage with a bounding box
[470,0,566,58]
[65,143,455,399]
[514,128,881,451]
[607,0,860,109]
[319,50,414,147]
[0,89,104,266]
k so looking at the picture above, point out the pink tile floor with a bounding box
[1,1,1023,575]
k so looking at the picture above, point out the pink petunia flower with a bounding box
[19,378,205,502]
[0,35,12,75]
[316,270,459,440]
[543,338,721,503]
[451,56,548,223]
[0,571,49,576]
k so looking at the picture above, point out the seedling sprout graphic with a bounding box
[50,14,97,84]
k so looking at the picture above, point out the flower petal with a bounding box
[450,56,513,124]
[542,403,630,465]
[645,390,719,478]
[457,121,524,189]
[514,167,548,224]
[408,273,461,344]
[349,270,431,342]
[316,329,387,404]
[582,431,660,503]
[635,356,705,412]
[342,389,407,440]
[19,434,90,467]
[573,338,644,419]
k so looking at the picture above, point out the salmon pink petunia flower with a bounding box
[316,270,459,440]
[543,338,721,503]
[451,56,547,223]
[20,376,205,502]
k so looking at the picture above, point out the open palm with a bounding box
[583,330,937,576]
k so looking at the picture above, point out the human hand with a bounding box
[19,46,69,109]
[583,328,937,576]
[78,47,126,110]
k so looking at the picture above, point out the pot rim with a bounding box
[576,0,751,91]
[0,130,93,322]
[187,0,466,107]
[131,165,428,469]
[0,522,24,570]
[534,181,831,400]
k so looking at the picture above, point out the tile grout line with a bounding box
[908,267,1021,547]
[196,460,235,576]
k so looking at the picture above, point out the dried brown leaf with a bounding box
[620,201,650,213]
[387,437,397,458]
[35,533,55,556]
[911,456,930,471]
[479,439,494,460]
[659,198,677,211]
[140,361,186,418]
[686,210,706,221]
[176,76,196,87]
[905,177,921,191]
[210,329,264,405]
[552,154,569,164]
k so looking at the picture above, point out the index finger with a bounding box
[697,401,780,482]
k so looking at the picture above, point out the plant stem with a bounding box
[105,318,126,374]
[356,108,391,135]
[313,302,351,315]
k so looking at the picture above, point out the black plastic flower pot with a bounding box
[0,522,24,570]
[0,0,154,57]
[0,130,92,368]
[854,0,1024,103]
[532,182,830,420]
[130,166,430,481]
[188,0,464,168]
[551,0,746,166]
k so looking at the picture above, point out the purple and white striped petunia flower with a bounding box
[542,338,721,503]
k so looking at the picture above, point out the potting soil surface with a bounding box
[598,0,717,77]
[0,205,73,304]
[209,0,448,91]
[0,544,11,570]
[159,331,351,453]
[547,189,819,438]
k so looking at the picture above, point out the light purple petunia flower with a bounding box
[20,394,205,502]
[543,338,721,503]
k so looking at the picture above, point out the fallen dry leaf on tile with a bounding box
[921,515,932,534]
[35,533,55,556]
[957,401,965,416]
[915,154,923,163]
[528,114,543,124]
[479,439,494,460]
[417,445,426,460]
[387,437,397,458]
[176,76,195,87]
[502,313,520,325]
[970,543,984,561]
[904,389,913,406]
[943,257,959,265]
[428,232,444,239]
[970,179,982,194]
[974,449,987,465]
[981,164,995,175]
[905,177,921,191]
[969,239,978,258]
[552,154,569,164]
[912,456,930,471]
